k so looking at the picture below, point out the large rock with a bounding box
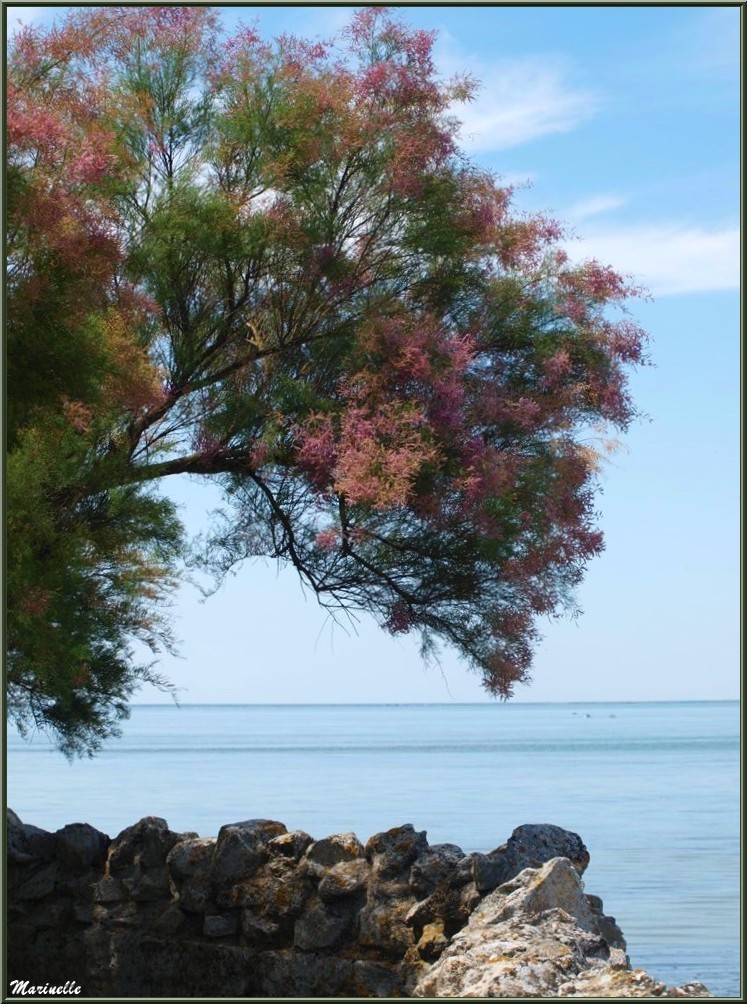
[304,832,364,871]
[6,813,714,999]
[228,857,314,922]
[365,824,428,879]
[318,859,370,901]
[412,858,711,998]
[409,843,464,899]
[468,822,591,894]
[294,897,355,950]
[108,817,182,872]
[210,819,286,887]
[268,830,313,861]
[55,823,109,872]
[7,812,57,864]
[167,837,215,881]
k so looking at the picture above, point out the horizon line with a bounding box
[130,698,739,707]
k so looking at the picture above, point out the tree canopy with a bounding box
[6,7,647,756]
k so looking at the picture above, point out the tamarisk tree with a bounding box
[6,7,647,755]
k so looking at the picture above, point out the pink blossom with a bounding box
[314,528,339,551]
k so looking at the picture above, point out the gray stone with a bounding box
[241,911,280,940]
[294,898,353,950]
[167,837,215,880]
[8,818,57,864]
[358,893,416,957]
[6,813,714,1000]
[412,858,649,999]
[151,903,186,936]
[304,832,364,870]
[177,876,212,914]
[56,823,110,872]
[204,912,239,938]
[257,950,353,997]
[13,861,58,900]
[351,959,407,997]
[365,824,428,879]
[471,850,509,893]
[109,816,181,872]
[587,893,627,950]
[227,859,313,919]
[92,875,125,903]
[268,829,313,861]
[122,866,171,902]
[410,843,464,898]
[318,859,370,901]
[211,819,286,887]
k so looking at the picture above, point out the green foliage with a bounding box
[7,419,184,758]
[7,8,647,755]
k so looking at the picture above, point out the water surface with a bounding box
[7,701,740,997]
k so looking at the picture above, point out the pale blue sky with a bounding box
[8,5,740,703]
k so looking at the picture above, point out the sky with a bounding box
[7,4,741,704]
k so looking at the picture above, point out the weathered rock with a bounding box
[7,813,57,864]
[204,912,239,938]
[13,861,58,900]
[55,823,110,872]
[257,950,354,997]
[365,824,428,879]
[210,819,286,887]
[409,843,464,899]
[92,875,125,904]
[108,817,181,873]
[268,829,313,861]
[151,903,186,936]
[7,814,713,999]
[350,959,408,997]
[417,919,449,961]
[359,892,416,958]
[587,892,627,950]
[406,878,480,938]
[304,832,364,871]
[241,910,280,941]
[294,898,354,950]
[558,969,713,997]
[122,866,171,902]
[412,858,711,999]
[166,837,215,881]
[176,875,212,914]
[318,859,370,901]
[226,858,313,919]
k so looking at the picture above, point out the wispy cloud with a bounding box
[566,223,739,297]
[433,30,598,154]
[451,57,598,153]
[562,194,627,223]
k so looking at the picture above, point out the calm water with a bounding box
[7,701,740,997]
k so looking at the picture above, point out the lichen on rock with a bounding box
[6,809,712,998]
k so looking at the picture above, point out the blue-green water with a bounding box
[7,701,740,997]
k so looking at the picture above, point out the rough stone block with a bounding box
[294,898,353,950]
[318,859,370,901]
[365,824,428,879]
[211,819,286,887]
[56,823,110,872]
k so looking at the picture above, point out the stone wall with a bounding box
[7,811,711,998]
